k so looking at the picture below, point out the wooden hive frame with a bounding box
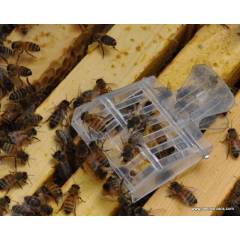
[2,24,240,216]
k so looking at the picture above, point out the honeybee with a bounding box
[39,204,53,216]
[93,33,117,57]
[0,67,14,92]
[0,196,10,216]
[117,189,150,216]
[53,151,72,185]
[0,45,13,63]
[0,171,28,192]
[0,24,16,40]
[7,64,32,81]
[168,181,197,206]
[53,150,65,162]
[0,141,17,154]
[58,184,84,215]
[55,129,72,148]
[8,127,38,146]
[34,186,51,204]
[155,146,176,160]
[121,132,142,163]
[231,180,240,198]
[102,173,121,195]
[44,181,63,204]
[15,113,43,129]
[11,204,36,216]
[93,78,112,95]
[23,195,52,215]
[225,180,240,215]
[11,41,40,62]
[0,116,18,133]
[81,111,105,133]
[9,79,36,102]
[48,100,70,129]
[224,128,240,159]
[24,195,41,211]
[73,90,95,109]
[68,125,78,138]
[0,149,29,169]
[76,140,89,162]
[88,141,110,180]
[64,142,79,172]
[0,102,24,128]
[127,114,148,133]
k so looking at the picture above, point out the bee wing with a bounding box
[234,139,240,151]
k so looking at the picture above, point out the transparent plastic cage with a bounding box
[71,64,234,202]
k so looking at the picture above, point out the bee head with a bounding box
[81,111,88,120]
[96,78,106,89]
[89,141,98,150]
[73,96,84,108]
[3,196,10,204]
[41,204,53,215]
[61,100,70,107]
[24,67,32,76]
[170,181,182,191]
[127,116,140,129]
[11,41,21,49]
[16,172,28,181]
[228,128,237,138]
[102,182,111,192]
[17,151,29,163]
[96,167,107,180]
[3,78,14,91]
[24,196,41,207]
[69,184,80,194]
[30,128,37,136]
[53,150,65,161]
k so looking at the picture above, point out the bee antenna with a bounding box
[113,47,121,53]
[69,98,75,105]
[27,161,30,168]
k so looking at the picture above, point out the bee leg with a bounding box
[32,137,40,142]
[14,157,18,171]
[57,203,63,213]
[97,41,105,58]
[25,50,36,59]
[16,52,22,65]
[227,143,231,159]
[74,207,77,216]
[16,182,23,189]
[73,201,77,216]
[0,55,8,64]
[78,196,85,203]
[5,188,10,194]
